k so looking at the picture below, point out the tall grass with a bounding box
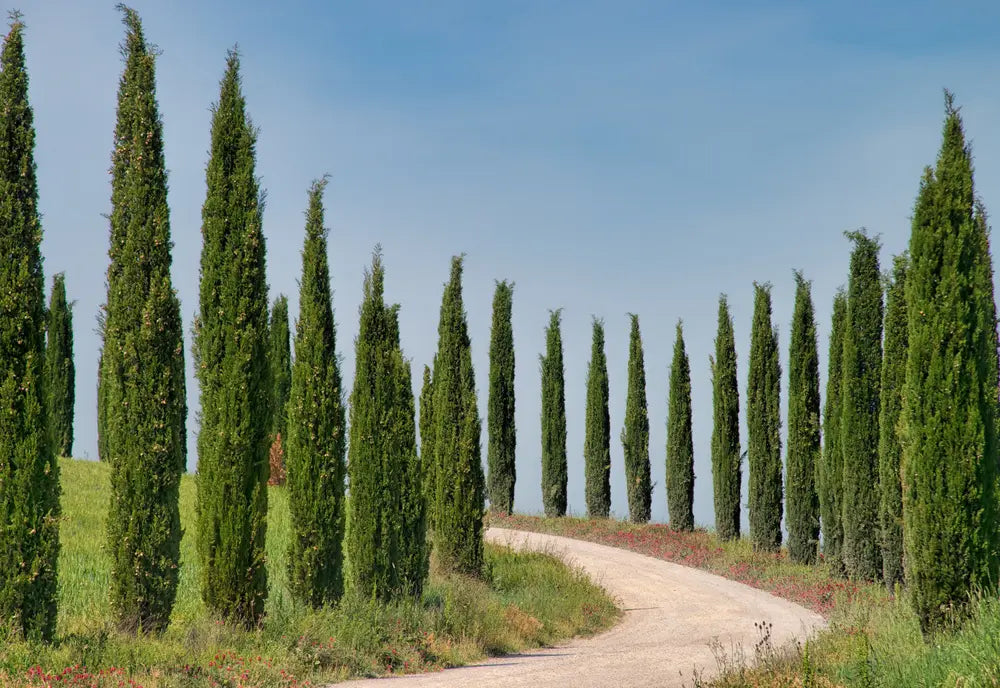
[0,459,618,687]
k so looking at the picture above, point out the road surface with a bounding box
[346,527,825,687]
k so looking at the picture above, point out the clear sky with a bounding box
[25,1,1000,527]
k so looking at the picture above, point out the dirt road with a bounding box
[347,527,825,687]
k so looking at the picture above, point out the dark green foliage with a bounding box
[840,230,883,582]
[710,296,740,540]
[0,15,59,642]
[540,310,568,518]
[348,249,427,600]
[284,180,346,607]
[99,7,186,634]
[193,50,270,626]
[584,318,611,518]
[819,291,847,576]
[621,314,651,523]
[487,280,516,515]
[431,256,485,575]
[785,272,821,564]
[879,254,907,590]
[666,322,694,531]
[747,282,782,552]
[268,295,291,454]
[902,95,999,634]
[45,273,74,458]
[419,364,436,529]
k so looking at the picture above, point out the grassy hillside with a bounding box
[1,459,618,687]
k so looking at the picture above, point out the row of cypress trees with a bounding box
[3,9,994,643]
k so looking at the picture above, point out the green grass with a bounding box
[0,459,618,687]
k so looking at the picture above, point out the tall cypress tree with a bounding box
[193,50,270,626]
[747,282,782,552]
[0,14,59,642]
[879,253,907,590]
[487,280,516,514]
[540,309,568,517]
[431,257,485,574]
[711,295,740,540]
[840,230,883,582]
[99,7,186,634]
[666,321,694,531]
[621,314,651,523]
[903,95,999,633]
[268,294,291,482]
[584,318,611,518]
[819,290,847,576]
[419,364,436,528]
[285,180,346,607]
[46,273,74,458]
[348,250,426,600]
[785,272,821,564]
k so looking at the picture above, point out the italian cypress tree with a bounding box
[902,95,999,633]
[46,273,74,458]
[419,364,436,528]
[268,294,291,482]
[193,50,270,626]
[285,180,346,607]
[584,318,611,518]
[747,282,782,552]
[785,272,821,564]
[621,314,651,523]
[666,321,694,531]
[711,295,741,540]
[348,250,426,600]
[0,14,59,642]
[840,230,883,582]
[540,309,568,517]
[487,280,516,514]
[819,290,847,576]
[879,254,907,590]
[99,7,186,633]
[431,256,485,574]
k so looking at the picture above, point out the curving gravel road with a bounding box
[347,527,826,687]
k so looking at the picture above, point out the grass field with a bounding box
[0,459,618,688]
[492,513,1000,688]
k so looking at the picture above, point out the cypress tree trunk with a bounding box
[431,257,485,574]
[840,230,883,582]
[903,95,999,634]
[541,310,568,517]
[419,364,436,529]
[268,295,291,484]
[711,295,741,540]
[666,322,694,531]
[879,253,907,590]
[347,249,427,600]
[621,314,651,523]
[0,15,59,642]
[46,273,74,458]
[584,318,611,518]
[99,7,186,634]
[785,272,821,564]
[487,280,516,515]
[285,180,346,607]
[748,283,782,552]
[819,291,847,576]
[193,50,270,626]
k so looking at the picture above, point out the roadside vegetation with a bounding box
[0,459,618,688]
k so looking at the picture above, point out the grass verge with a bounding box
[0,460,618,688]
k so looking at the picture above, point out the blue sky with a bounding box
[25,1,1000,527]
